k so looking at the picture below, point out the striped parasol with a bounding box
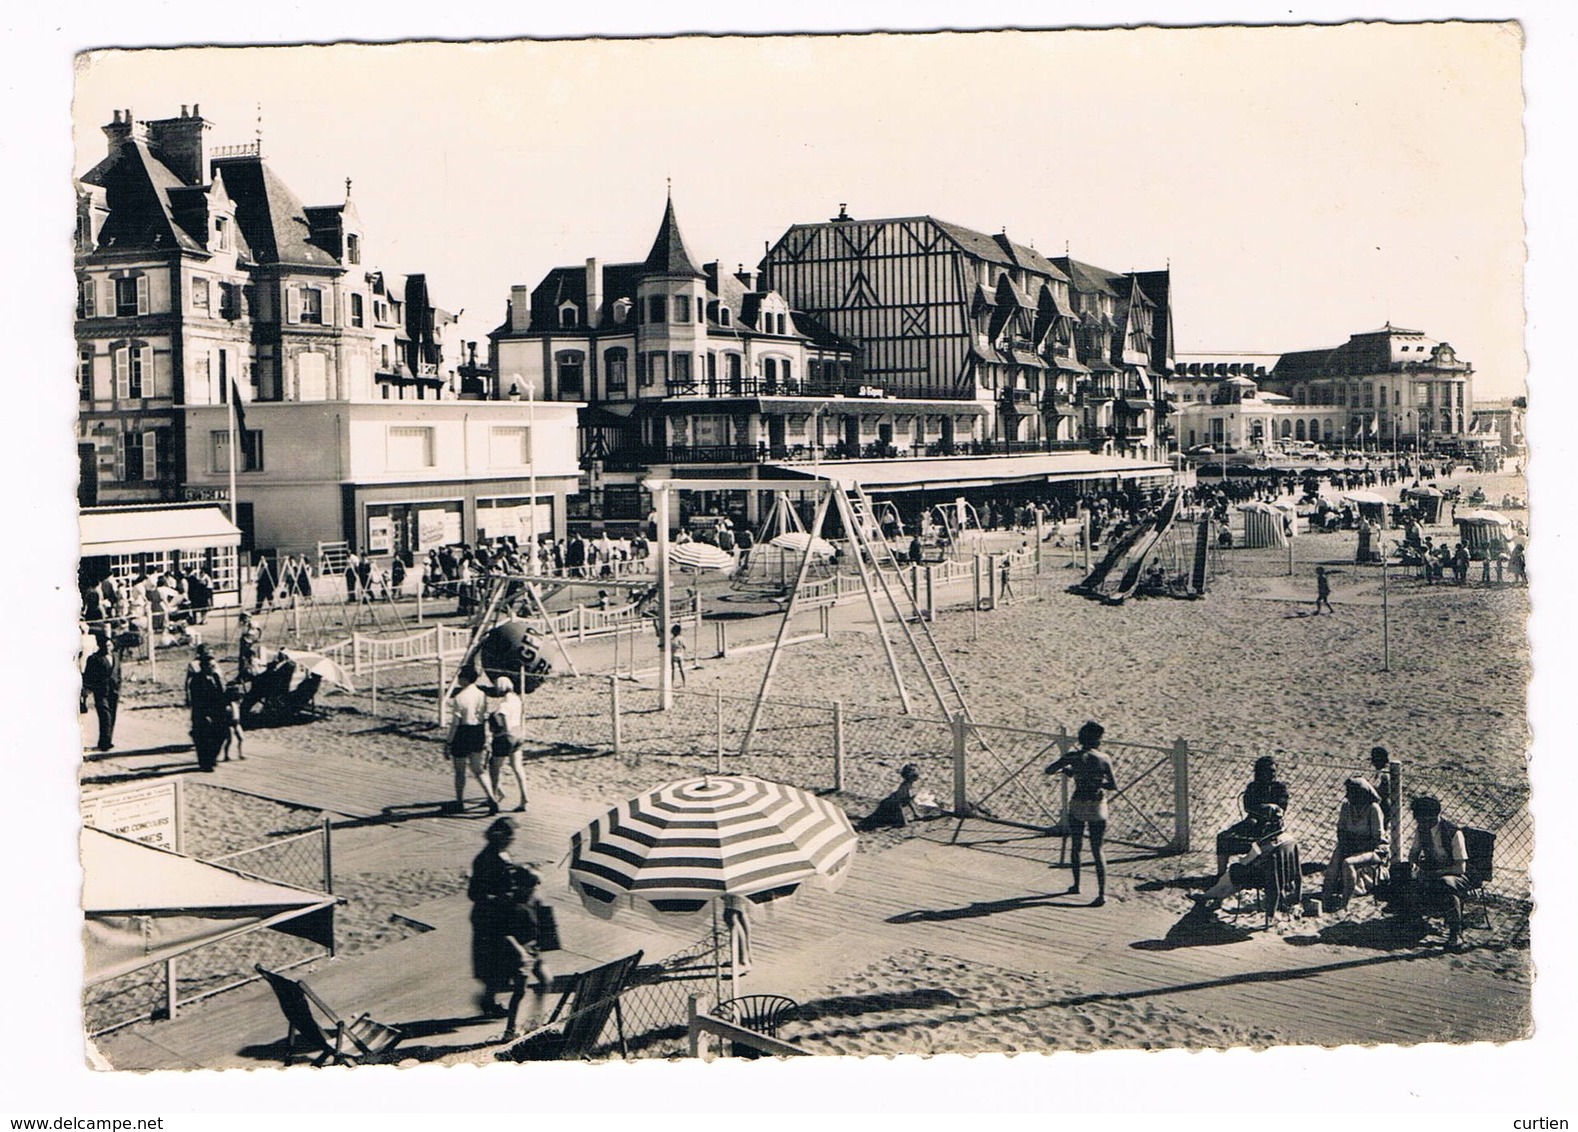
[767,531,837,557]
[666,542,737,573]
[568,775,857,922]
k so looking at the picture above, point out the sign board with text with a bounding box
[81,780,184,852]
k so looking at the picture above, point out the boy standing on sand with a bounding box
[1313,566,1334,615]
[670,624,688,687]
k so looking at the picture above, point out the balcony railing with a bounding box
[664,376,866,399]
[599,437,1094,470]
[999,388,1034,407]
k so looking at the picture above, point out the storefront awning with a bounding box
[80,506,242,558]
[763,453,1173,493]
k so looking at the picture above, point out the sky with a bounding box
[72,22,1528,396]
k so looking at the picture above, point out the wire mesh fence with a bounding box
[499,928,723,1061]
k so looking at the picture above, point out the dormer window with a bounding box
[213,215,232,252]
[559,302,580,329]
[346,233,361,265]
[613,297,632,324]
[720,307,732,328]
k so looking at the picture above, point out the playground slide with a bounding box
[1069,510,1162,598]
[1190,519,1211,595]
[1107,493,1182,604]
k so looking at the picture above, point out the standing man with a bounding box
[81,633,121,752]
[186,645,229,773]
[448,668,499,815]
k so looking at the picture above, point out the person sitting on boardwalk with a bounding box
[1320,776,1389,907]
[1044,721,1118,907]
[857,763,923,831]
[1215,756,1291,877]
[1391,795,1470,949]
[1192,804,1294,909]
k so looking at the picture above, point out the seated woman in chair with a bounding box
[1321,776,1389,907]
[1193,804,1294,909]
[1215,756,1291,877]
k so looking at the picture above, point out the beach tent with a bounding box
[1342,491,1391,529]
[1238,502,1297,548]
[82,828,336,985]
[1455,510,1513,561]
[1402,485,1446,524]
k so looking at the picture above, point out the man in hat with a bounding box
[81,633,121,752]
[186,645,229,772]
[1397,795,1469,948]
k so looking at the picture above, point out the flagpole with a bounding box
[226,386,238,527]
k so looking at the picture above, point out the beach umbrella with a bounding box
[568,775,858,999]
[1455,509,1511,526]
[281,649,355,692]
[667,542,737,573]
[767,531,837,557]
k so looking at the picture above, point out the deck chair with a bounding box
[255,965,405,1066]
[1460,826,1497,932]
[714,994,799,1059]
[506,951,643,1062]
[1228,841,1302,928]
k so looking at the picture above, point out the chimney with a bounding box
[145,104,212,186]
[585,258,602,330]
[102,107,143,153]
[510,285,531,332]
[702,261,720,292]
[734,265,756,291]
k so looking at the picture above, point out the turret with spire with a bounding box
[635,191,707,380]
[641,191,706,280]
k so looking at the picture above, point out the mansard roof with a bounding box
[79,139,205,254]
[211,156,342,269]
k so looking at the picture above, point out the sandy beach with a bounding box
[83,465,1533,1056]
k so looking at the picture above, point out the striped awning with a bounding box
[568,776,857,921]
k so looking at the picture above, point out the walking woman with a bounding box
[469,817,520,1019]
[1044,720,1118,906]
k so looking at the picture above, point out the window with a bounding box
[647,296,667,324]
[763,357,777,387]
[489,426,532,467]
[640,352,667,388]
[78,278,96,318]
[672,353,691,384]
[696,297,704,323]
[299,287,323,324]
[1363,383,1375,408]
[556,351,585,397]
[719,307,732,327]
[778,313,787,335]
[192,276,210,314]
[672,295,688,323]
[386,426,435,470]
[78,347,93,401]
[114,344,148,400]
[115,275,148,317]
[605,348,628,394]
[559,303,579,329]
[347,233,361,264]
[211,429,264,472]
[122,430,145,482]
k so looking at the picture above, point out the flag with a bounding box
[1368,416,1379,436]
[229,376,252,467]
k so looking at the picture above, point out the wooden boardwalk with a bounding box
[83,708,1528,1068]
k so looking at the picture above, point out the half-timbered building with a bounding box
[760,210,1174,457]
